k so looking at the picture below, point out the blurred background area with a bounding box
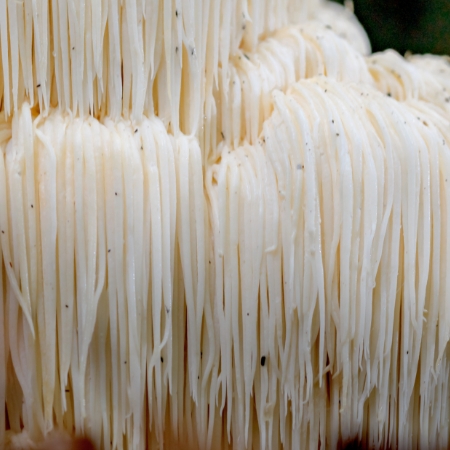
[331,0,450,55]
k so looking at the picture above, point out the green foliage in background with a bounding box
[331,0,450,55]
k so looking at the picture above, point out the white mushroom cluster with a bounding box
[1,1,450,449]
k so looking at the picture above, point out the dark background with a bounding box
[331,0,450,55]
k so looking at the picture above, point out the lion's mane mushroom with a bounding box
[1,1,450,449]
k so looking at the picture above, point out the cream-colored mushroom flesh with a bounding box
[1,1,450,449]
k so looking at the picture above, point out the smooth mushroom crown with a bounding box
[0,1,449,449]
